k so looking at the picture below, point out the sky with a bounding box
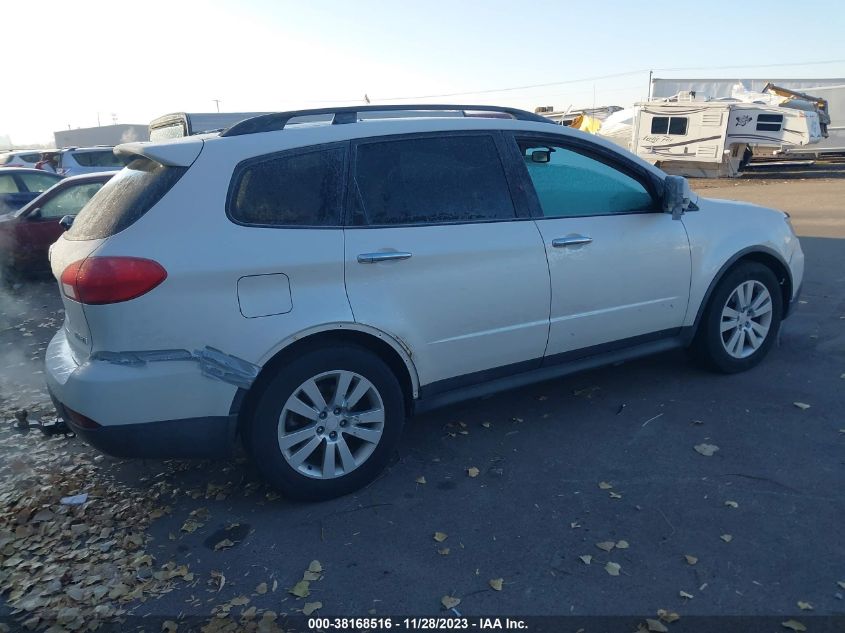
[2,0,844,145]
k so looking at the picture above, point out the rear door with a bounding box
[508,133,691,359]
[343,132,551,391]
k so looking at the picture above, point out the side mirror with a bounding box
[59,215,74,231]
[662,175,691,220]
[530,149,551,163]
[27,207,42,219]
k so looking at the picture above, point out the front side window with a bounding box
[38,182,106,218]
[353,135,515,226]
[229,147,345,226]
[756,113,783,132]
[517,140,654,218]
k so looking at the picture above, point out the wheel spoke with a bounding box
[354,408,385,425]
[750,321,768,337]
[288,435,323,467]
[750,289,770,311]
[722,306,740,319]
[736,283,748,308]
[300,378,328,411]
[745,327,761,349]
[345,425,382,445]
[322,441,336,477]
[278,424,318,450]
[345,378,371,409]
[721,318,739,333]
[336,436,356,472]
[284,395,320,421]
[333,371,354,407]
[752,299,772,316]
[725,329,742,356]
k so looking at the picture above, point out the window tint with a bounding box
[651,116,687,135]
[39,182,106,218]
[67,158,186,240]
[17,172,61,192]
[229,147,344,226]
[0,175,19,193]
[756,113,783,132]
[353,135,515,225]
[518,141,654,217]
[68,150,126,168]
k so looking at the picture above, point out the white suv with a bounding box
[45,105,804,500]
[57,147,130,176]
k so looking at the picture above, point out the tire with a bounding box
[247,345,405,501]
[691,262,783,373]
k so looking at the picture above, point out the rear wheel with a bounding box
[247,345,404,500]
[692,262,783,373]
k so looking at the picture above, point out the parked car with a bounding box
[0,150,49,169]
[45,105,804,501]
[0,172,115,274]
[0,168,62,214]
[57,147,132,176]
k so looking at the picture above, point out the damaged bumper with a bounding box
[45,329,244,458]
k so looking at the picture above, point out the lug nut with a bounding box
[333,407,341,415]
[319,411,327,419]
[329,431,337,440]
[340,420,348,427]
[316,426,325,434]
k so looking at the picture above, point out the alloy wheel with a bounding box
[720,280,773,359]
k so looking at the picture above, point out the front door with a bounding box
[343,132,551,390]
[511,135,691,359]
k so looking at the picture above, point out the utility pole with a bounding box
[213,99,221,113]
[648,70,653,100]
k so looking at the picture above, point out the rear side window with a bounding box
[18,172,61,192]
[66,158,186,240]
[352,135,515,226]
[68,150,126,168]
[228,147,345,227]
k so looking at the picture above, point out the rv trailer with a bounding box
[630,92,822,177]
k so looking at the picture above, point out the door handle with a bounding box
[552,235,593,248]
[357,251,413,264]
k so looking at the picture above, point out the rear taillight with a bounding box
[61,257,167,305]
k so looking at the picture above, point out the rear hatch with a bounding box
[49,141,201,362]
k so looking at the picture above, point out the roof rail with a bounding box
[220,104,554,137]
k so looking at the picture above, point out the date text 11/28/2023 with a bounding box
[307,617,528,631]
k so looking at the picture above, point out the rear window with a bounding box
[66,158,186,240]
[228,147,345,226]
[67,150,127,168]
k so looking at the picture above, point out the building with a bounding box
[53,124,148,148]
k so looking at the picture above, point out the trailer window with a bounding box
[756,114,783,132]
[651,116,688,135]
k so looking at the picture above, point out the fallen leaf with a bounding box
[441,595,461,610]
[434,532,448,543]
[596,541,616,552]
[838,581,845,590]
[302,602,322,616]
[685,555,698,565]
[303,570,322,581]
[579,555,592,565]
[256,582,267,595]
[598,481,613,490]
[289,580,310,598]
[793,402,811,410]
[645,619,668,633]
[570,521,581,529]
[415,476,427,484]
[609,491,623,499]
[308,560,322,573]
[482,422,492,428]
[720,534,733,543]
[781,620,807,632]
[679,590,694,599]
[605,562,621,576]
[489,578,503,591]
[725,500,739,508]
[694,443,719,456]
[162,621,178,633]
[214,539,234,551]
[615,540,629,549]
[438,548,450,556]
[657,609,680,623]
[797,601,813,611]
[467,467,480,478]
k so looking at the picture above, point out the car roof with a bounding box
[0,167,62,175]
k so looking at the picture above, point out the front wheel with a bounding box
[691,262,783,373]
[247,345,405,501]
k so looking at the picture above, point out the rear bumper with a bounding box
[45,328,239,458]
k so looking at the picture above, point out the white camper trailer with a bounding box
[630,92,822,177]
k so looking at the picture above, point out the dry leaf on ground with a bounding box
[489,578,503,591]
[605,562,621,576]
[679,591,694,599]
[724,500,739,508]
[289,581,310,598]
[303,602,322,616]
[657,609,680,623]
[598,481,613,489]
[467,467,480,478]
[720,534,733,543]
[616,540,629,549]
[415,476,427,484]
[685,555,698,565]
[793,402,811,410]
[441,595,461,609]
[797,601,813,610]
[694,443,719,456]
[596,541,616,552]
[434,532,448,542]
[579,555,592,565]
[645,619,668,633]
[781,620,807,632]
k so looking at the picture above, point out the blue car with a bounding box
[0,168,63,214]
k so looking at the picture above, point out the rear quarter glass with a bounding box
[66,158,187,241]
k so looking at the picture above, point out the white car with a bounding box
[45,105,804,500]
[0,149,46,168]
[57,147,131,176]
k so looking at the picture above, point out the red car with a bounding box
[0,171,115,275]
